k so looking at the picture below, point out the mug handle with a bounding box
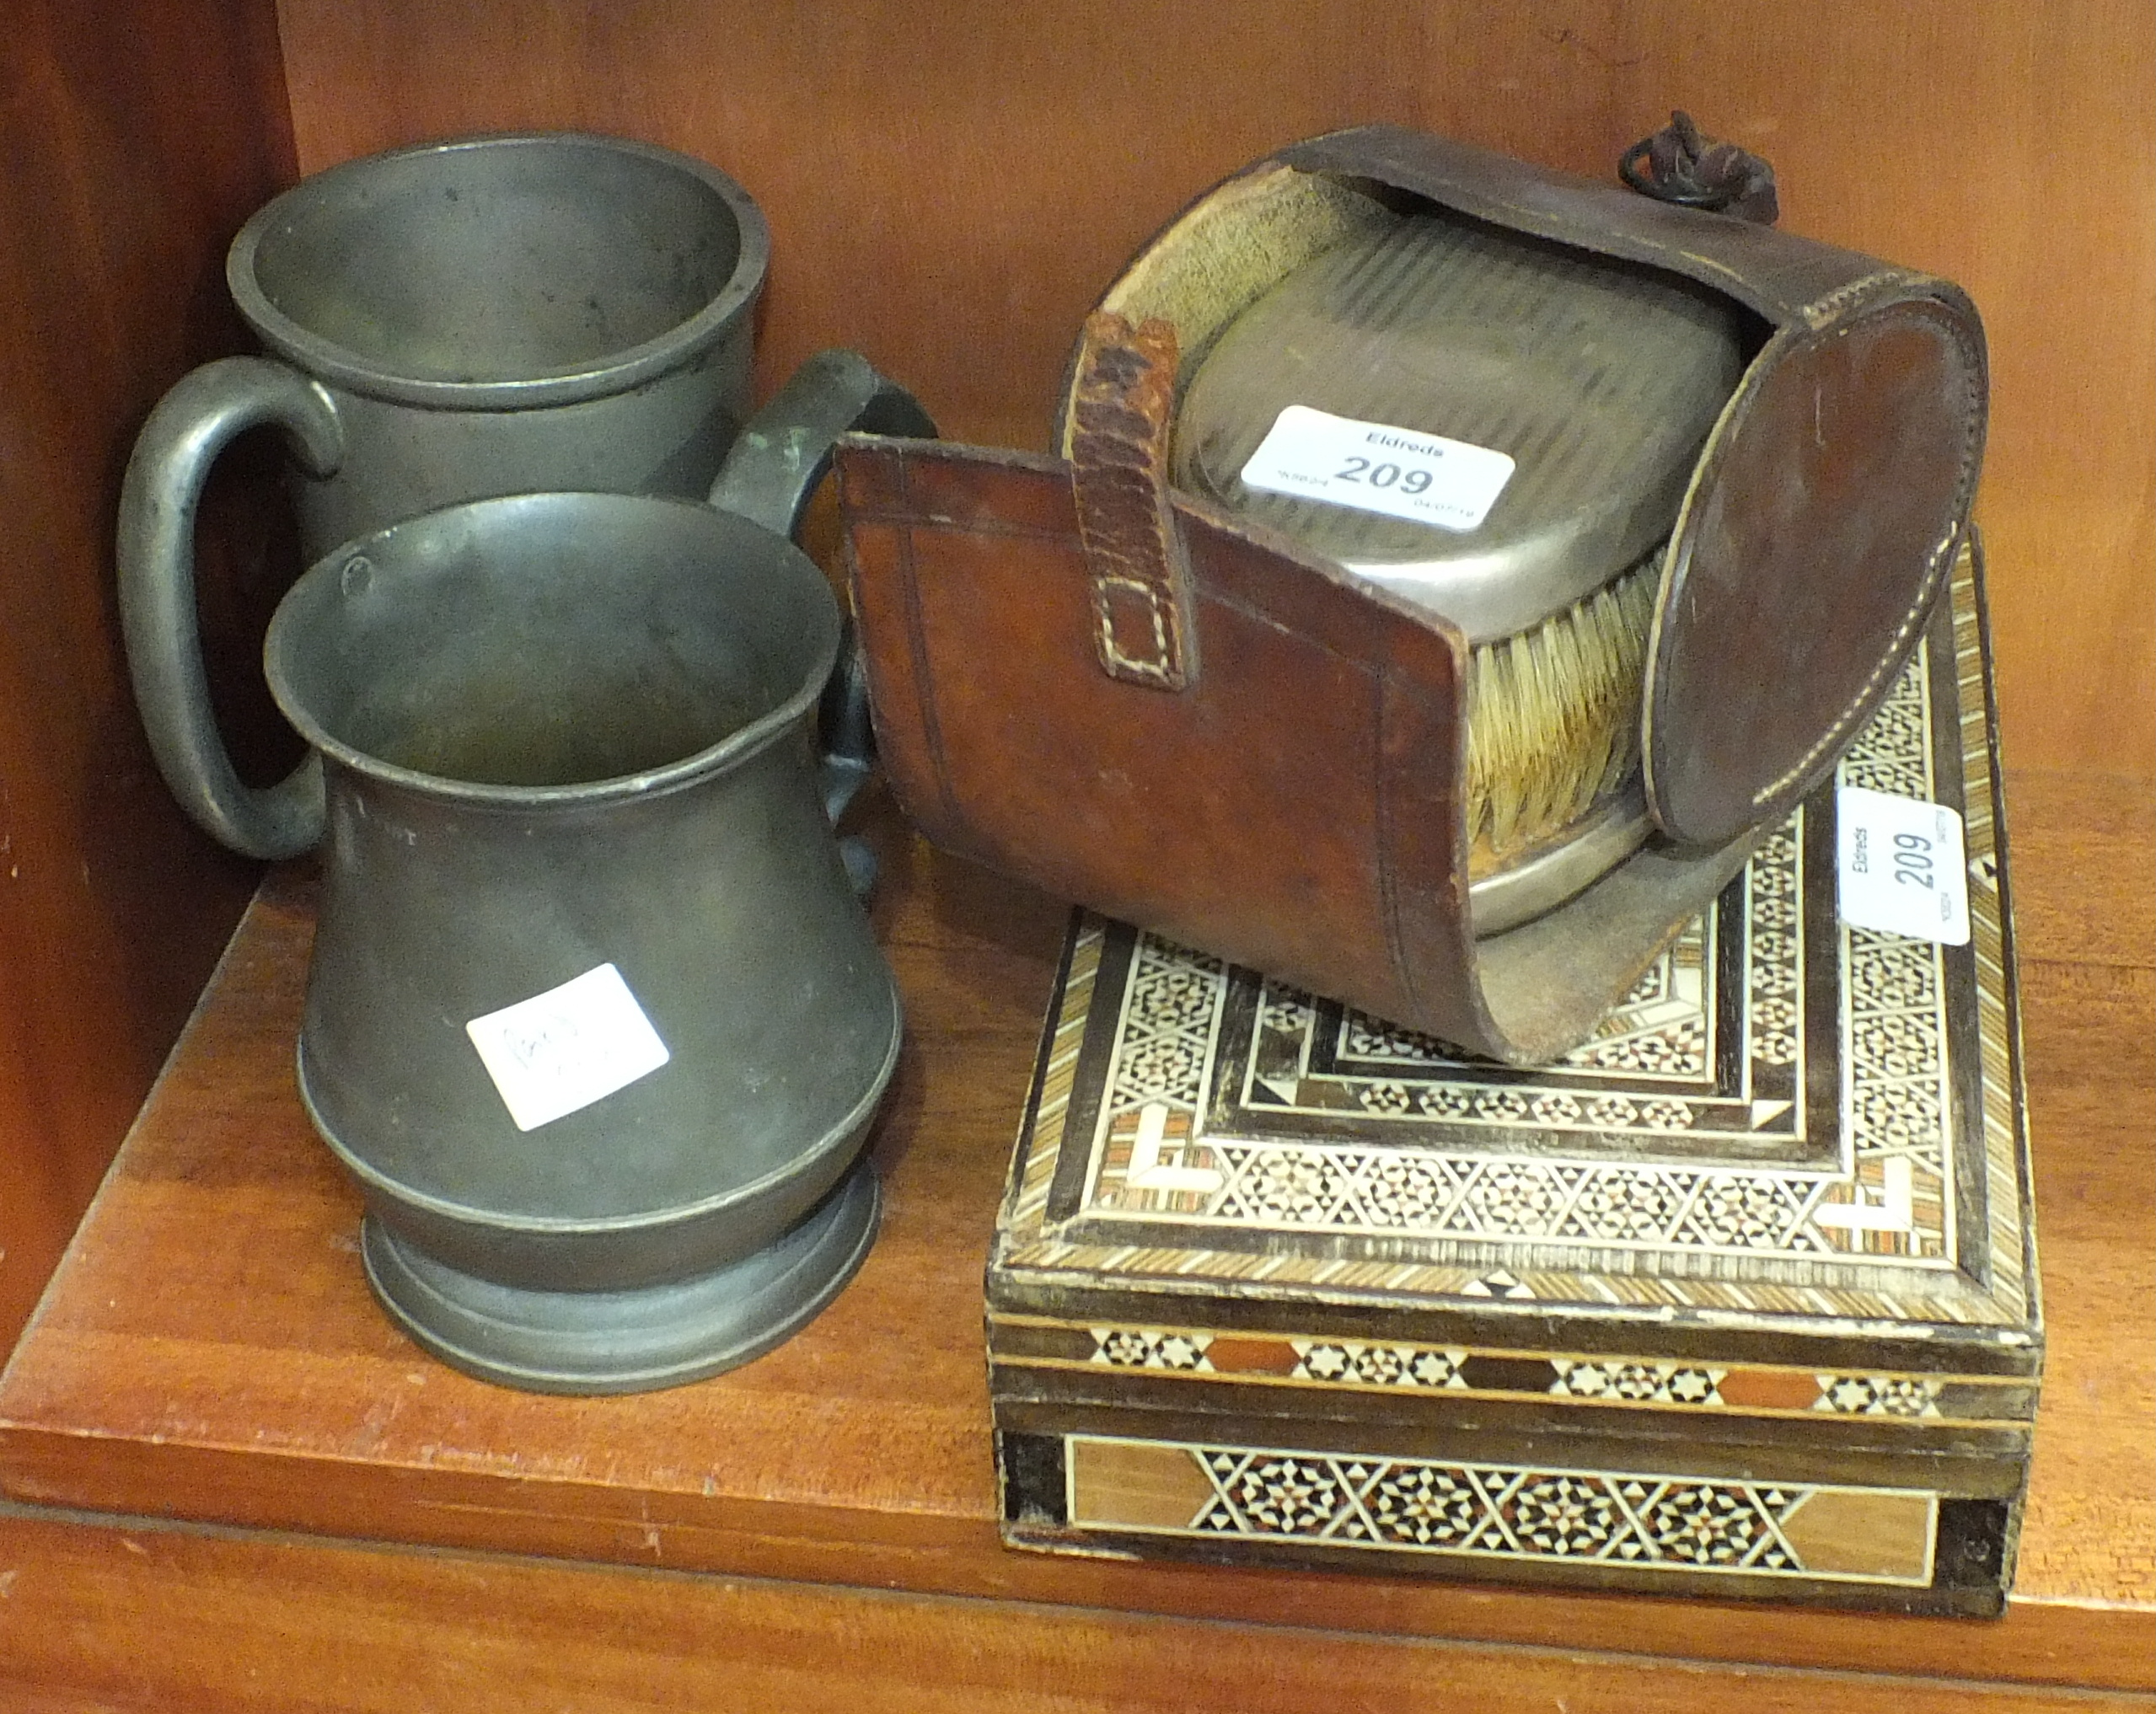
[118,356,344,860]
[707,351,936,887]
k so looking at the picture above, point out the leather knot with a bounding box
[1619,110,1779,226]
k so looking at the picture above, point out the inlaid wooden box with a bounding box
[986,557,2039,1615]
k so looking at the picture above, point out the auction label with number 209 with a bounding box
[1837,786,1971,945]
[1239,405,1515,532]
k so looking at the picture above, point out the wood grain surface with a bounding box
[0,0,296,1350]
[0,1507,2143,1714]
[269,0,2156,784]
[0,771,2147,1701]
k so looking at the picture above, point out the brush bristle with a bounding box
[1464,550,1660,874]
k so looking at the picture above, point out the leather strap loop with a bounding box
[1068,313,1198,690]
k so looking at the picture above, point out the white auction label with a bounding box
[464,963,671,1132]
[1837,787,1971,946]
[1238,405,1515,532]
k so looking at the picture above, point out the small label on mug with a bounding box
[465,963,671,1132]
[1238,405,1515,532]
[1836,787,1971,945]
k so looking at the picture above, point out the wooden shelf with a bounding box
[0,772,2148,1709]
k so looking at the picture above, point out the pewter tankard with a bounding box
[180,362,926,1394]
[119,131,861,860]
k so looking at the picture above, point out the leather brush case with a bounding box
[837,124,1986,1063]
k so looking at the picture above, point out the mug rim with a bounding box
[264,492,839,808]
[227,131,771,410]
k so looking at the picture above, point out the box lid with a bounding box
[989,549,2038,1435]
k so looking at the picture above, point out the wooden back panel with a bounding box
[275,0,2156,783]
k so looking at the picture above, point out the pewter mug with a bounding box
[120,131,824,860]
[232,423,911,1394]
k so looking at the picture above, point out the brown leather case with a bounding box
[839,126,1986,1063]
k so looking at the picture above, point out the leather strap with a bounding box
[1068,313,1197,690]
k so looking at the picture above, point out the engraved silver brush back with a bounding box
[1170,212,1748,643]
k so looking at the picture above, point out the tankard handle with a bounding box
[708,351,936,875]
[118,356,343,860]
[708,348,938,542]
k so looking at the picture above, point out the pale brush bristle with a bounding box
[1464,551,1660,872]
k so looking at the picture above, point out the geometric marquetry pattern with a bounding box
[1082,646,1956,1267]
[1161,1144,1847,1254]
[1298,1342,1464,1390]
[1745,819,1804,1068]
[1085,1327,1947,1417]
[1821,659,1955,1259]
[1094,1327,1209,1371]
[1166,1442,1928,1583]
[1005,549,2030,1331]
[1102,941,1228,1119]
[1091,1114,1928,1259]
[1338,911,1719,1079]
[1258,883,1754,1136]
[1815,1374,1944,1417]
[1554,1359,1721,1405]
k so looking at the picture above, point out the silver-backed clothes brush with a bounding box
[1169,201,1751,933]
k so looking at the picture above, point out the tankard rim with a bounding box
[263,492,841,810]
[227,131,771,410]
